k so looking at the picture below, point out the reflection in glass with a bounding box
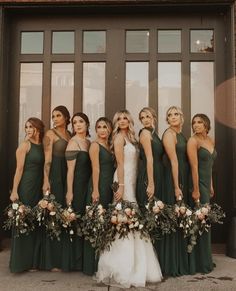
[19,63,43,143]
[21,32,44,54]
[52,31,75,54]
[83,31,106,53]
[158,30,181,53]
[191,62,214,137]
[83,63,105,139]
[51,63,74,126]
[191,30,214,53]
[158,62,181,136]
[126,62,149,134]
[126,31,149,53]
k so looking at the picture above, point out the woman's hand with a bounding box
[114,185,124,202]
[66,192,73,206]
[192,189,200,202]
[175,187,183,201]
[42,181,50,194]
[10,191,19,202]
[92,190,100,203]
[146,183,154,200]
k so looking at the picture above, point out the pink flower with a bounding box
[111,215,117,224]
[153,206,160,214]
[124,208,132,216]
[180,206,186,215]
[156,200,164,210]
[39,199,48,209]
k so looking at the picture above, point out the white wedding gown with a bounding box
[95,140,163,288]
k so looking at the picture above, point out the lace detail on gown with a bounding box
[95,141,163,288]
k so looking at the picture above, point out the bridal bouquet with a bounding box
[185,202,225,253]
[61,205,82,242]
[106,200,149,242]
[144,197,177,241]
[174,198,194,237]
[82,202,107,253]
[3,200,35,237]
[32,191,63,241]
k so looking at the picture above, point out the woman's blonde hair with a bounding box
[139,107,157,128]
[112,110,137,146]
[166,106,184,126]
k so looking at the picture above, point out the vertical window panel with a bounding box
[191,62,215,136]
[83,62,106,139]
[19,63,43,143]
[158,62,182,136]
[126,62,149,134]
[51,63,74,124]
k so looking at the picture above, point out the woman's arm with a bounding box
[10,141,29,202]
[65,139,77,205]
[42,130,54,193]
[139,129,154,199]
[114,134,125,201]
[89,142,100,203]
[163,130,182,200]
[187,137,200,202]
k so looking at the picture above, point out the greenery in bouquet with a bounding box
[32,191,63,241]
[144,197,177,241]
[3,200,35,237]
[82,202,107,255]
[61,205,82,242]
[186,202,225,253]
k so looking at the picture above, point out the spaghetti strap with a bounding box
[52,128,62,139]
[73,138,82,150]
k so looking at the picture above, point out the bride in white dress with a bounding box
[95,110,162,288]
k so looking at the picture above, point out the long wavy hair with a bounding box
[95,117,113,146]
[25,117,45,143]
[112,110,137,147]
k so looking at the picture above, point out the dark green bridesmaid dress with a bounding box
[83,143,115,276]
[9,142,44,273]
[189,146,216,274]
[136,128,165,270]
[162,131,190,277]
[39,129,68,270]
[63,145,91,271]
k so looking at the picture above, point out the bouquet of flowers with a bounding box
[186,202,225,253]
[61,205,82,242]
[32,191,63,241]
[3,200,35,237]
[144,197,177,241]
[82,202,107,255]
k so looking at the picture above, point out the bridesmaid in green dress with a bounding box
[9,117,45,273]
[41,105,71,271]
[65,112,91,271]
[162,106,190,276]
[187,113,215,273]
[136,107,165,270]
[83,117,114,276]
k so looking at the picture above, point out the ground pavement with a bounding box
[0,245,236,291]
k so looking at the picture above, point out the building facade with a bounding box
[0,0,235,252]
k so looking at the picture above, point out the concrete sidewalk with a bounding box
[0,248,236,291]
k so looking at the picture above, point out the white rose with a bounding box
[156,200,164,210]
[69,230,74,235]
[115,203,122,211]
[139,224,144,230]
[49,211,56,216]
[12,203,19,210]
[97,204,103,210]
[201,207,209,215]
[186,209,192,216]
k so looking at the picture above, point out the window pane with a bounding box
[51,63,74,125]
[83,63,105,139]
[191,62,215,137]
[126,31,149,53]
[21,32,44,54]
[126,62,149,134]
[18,63,43,143]
[158,62,181,136]
[191,30,214,53]
[158,30,181,53]
[52,31,75,54]
[83,31,106,53]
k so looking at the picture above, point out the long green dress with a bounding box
[83,143,115,276]
[63,147,91,271]
[162,131,190,277]
[189,147,216,274]
[136,128,165,270]
[38,129,68,270]
[9,142,44,273]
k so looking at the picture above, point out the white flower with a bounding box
[129,223,134,229]
[86,205,90,210]
[134,221,139,227]
[156,200,164,209]
[139,224,144,230]
[179,223,183,228]
[201,207,209,215]
[115,203,122,211]
[69,230,74,235]
[186,209,192,216]
[97,204,103,210]
[49,211,56,216]
[12,203,19,210]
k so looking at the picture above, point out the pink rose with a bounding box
[156,200,164,210]
[153,206,160,214]
[47,202,54,211]
[124,208,132,216]
[39,199,48,209]
[111,215,117,224]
